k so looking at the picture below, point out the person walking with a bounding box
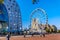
[6,33,10,40]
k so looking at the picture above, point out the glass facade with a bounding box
[0,0,22,34]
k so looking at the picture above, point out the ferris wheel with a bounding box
[30,8,48,27]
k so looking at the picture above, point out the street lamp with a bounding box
[32,0,39,4]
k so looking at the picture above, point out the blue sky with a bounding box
[16,0,60,29]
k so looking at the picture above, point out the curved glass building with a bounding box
[0,0,22,34]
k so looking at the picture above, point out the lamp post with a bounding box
[32,0,39,4]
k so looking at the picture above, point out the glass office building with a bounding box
[0,0,22,34]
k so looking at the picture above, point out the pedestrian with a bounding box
[6,33,10,40]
